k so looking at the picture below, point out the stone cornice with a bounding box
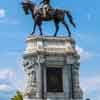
[24,35,77,55]
[26,35,75,44]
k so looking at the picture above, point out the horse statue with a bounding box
[21,0,76,37]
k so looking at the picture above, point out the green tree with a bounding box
[11,91,23,100]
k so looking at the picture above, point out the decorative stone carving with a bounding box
[23,58,36,96]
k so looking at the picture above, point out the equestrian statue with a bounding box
[22,0,76,37]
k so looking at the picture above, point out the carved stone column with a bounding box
[72,62,83,99]
[65,52,83,100]
[22,55,44,99]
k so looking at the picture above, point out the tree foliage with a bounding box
[11,91,23,100]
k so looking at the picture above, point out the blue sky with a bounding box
[0,0,100,100]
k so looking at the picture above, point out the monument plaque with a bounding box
[47,68,63,93]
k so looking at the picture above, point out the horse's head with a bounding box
[21,1,34,15]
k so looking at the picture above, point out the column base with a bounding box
[23,97,83,100]
[23,97,43,100]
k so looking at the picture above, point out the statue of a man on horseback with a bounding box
[22,0,76,37]
[39,0,52,17]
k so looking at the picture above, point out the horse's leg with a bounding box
[62,20,71,37]
[31,22,36,35]
[54,21,59,37]
[38,24,43,36]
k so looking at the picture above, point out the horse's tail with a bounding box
[64,10,76,28]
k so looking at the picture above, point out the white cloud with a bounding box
[0,18,20,25]
[87,13,91,21]
[80,74,100,100]
[0,69,14,80]
[0,84,13,92]
[81,75,100,92]
[0,9,5,18]
[0,69,25,93]
[0,8,20,25]
[76,46,92,61]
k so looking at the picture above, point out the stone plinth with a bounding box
[22,36,83,100]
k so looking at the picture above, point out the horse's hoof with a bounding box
[30,34,33,36]
[68,34,71,37]
[30,32,34,35]
[54,34,56,37]
[40,34,43,36]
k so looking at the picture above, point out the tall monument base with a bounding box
[22,36,83,100]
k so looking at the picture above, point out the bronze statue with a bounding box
[39,0,51,17]
[22,0,76,37]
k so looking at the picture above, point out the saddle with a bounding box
[39,7,55,18]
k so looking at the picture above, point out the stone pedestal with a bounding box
[22,36,83,100]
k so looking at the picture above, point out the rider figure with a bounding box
[39,0,51,17]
